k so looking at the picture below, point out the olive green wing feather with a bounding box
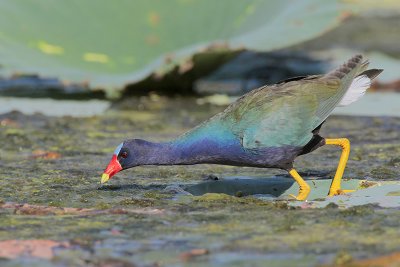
[218,55,368,149]
[218,55,367,149]
[221,78,340,149]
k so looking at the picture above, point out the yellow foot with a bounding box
[325,138,351,197]
[328,188,356,196]
[288,190,310,201]
[287,168,311,201]
[342,189,356,194]
[294,184,310,201]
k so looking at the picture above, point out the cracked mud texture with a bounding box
[0,96,399,266]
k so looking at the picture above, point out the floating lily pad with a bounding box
[0,0,349,90]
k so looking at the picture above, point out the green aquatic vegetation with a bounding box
[386,191,400,196]
[339,204,375,217]
[4,128,25,136]
[0,103,399,266]
[387,157,400,167]
[142,191,171,200]
[194,193,239,203]
[192,193,279,209]
[119,198,155,207]
[370,166,398,180]
[274,214,305,232]
[333,251,353,265]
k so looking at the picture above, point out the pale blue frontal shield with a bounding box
[113,143,123,155]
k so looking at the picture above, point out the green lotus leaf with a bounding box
[0,0,349,89]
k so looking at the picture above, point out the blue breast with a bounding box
[170,119,301,168]
[172,120,244,162]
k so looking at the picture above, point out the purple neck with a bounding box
[137,138,244,167]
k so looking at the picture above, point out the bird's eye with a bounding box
[120,151,128,159]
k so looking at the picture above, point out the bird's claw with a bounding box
[328,188,356,197]
[288,194,300,200]
[288,192,308,201]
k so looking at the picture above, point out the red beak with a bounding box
[101,155,122,183]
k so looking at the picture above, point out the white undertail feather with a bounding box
[338,75,371,107]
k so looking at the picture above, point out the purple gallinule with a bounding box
[101,55,382,200]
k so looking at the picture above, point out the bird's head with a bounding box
[101,139,153,183]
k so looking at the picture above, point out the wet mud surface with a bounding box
[0,97,399,266]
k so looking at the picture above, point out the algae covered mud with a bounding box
[0,97,400,266]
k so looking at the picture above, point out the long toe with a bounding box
[288,169,311,201]
[329,189,356,196]
[297,185,311,201]
[289,184,310,201]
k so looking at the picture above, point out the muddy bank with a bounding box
[0,99,399,266]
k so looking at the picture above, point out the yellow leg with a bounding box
[288,169,310,201]
[325,138,354,196]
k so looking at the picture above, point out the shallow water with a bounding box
[332,92,400,117]
[0,97,110,117]
[0,92,399,118]
[0,97,399,266]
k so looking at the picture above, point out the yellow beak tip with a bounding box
[101,173,110,184]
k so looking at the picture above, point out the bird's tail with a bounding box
[324,54,367,79]
[338,68,383,106]
[324,54,383,107]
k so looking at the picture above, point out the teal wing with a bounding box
[221,78,341,149]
